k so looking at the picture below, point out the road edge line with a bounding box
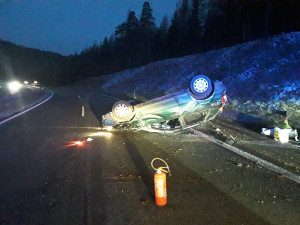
[191,129,300,184]
[0,91,54,126]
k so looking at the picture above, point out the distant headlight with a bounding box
[7,81,22,93]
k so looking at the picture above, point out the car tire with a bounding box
[111,100,135,123]
[189,75,214,100]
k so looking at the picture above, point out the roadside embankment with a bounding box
[77,32,300,130]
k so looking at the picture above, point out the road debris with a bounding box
[226,136,236,145]
[215,127,221,133]
[261,118,298,143]
[140,198,148,206]
[87,137,93,141]
[262,127,298,143]
[108,173,142,181]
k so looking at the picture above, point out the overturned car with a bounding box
[101,75,227,131]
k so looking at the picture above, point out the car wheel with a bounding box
[189,75,213,100]
[111,100,135,123]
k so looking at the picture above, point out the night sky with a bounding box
[0,0,176,55]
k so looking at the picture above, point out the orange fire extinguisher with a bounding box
[151,158,171,206]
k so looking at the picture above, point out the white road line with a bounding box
[238,140,298,149]
[191,129,300,184]
[0,91,54,126]
[82,106,85,117]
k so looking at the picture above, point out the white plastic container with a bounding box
[262,128,273,136]
[274,128,291,143]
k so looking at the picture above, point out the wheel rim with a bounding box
[193,78,208,93]
[114,103,129,118]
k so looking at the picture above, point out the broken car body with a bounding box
[101,75,227,131]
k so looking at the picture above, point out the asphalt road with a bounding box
[0,88,299,225]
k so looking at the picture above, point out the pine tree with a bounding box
[178,0,189,34]
[159,15,169,34]
[126,11,139,34]
[168,10,181,56]
[154,15,169,60]
[167,0,191,57]
[140,1,156,63]
[198,0,209,36]
[221,0,243,46]
[115,22,127,38]
[203,0,226,50]
[269,0,300,35]
[188,0,202,53]
[140,1,155,31]
[177,0,190,55]
[125,11,140,67]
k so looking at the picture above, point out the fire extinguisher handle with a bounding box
[151,158,171,176]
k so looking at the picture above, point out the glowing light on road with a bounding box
[7,81,22,93]
[64,140,87,148]
[75,141,83,146]
[24,81,29,85]
[89,131,112,138]
[106,126,113,131]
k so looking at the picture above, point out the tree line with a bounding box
[66,0,299,84]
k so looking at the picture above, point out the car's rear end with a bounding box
[177,80,227,127]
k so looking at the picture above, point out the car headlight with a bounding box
[7,81,22,93]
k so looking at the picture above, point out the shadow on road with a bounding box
[76,89,115,124]
[122,133,155,201]
[234,113,269,133]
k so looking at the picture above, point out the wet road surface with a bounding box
[0,88,299,225]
